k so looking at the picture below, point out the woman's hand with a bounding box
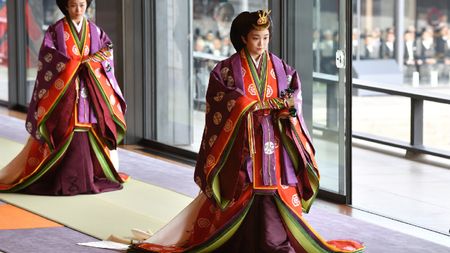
[284,97,295,108]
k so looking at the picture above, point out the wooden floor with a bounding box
[1,106,449,247]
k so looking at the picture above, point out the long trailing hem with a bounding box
[0,17,127,196]
[21,131,122,195]
[0,130,123,195]
[0,75,126,195]
[128,192,365,253]
[128,51,364,253]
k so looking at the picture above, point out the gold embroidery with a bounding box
[214,92,225,102]
[213,112,222,125]
[227,99,236,112]
[206,155,215,168]
[224,119,233,132]
[209,135,217,147]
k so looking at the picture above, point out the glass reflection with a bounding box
[312,0,341,192]
[152,0,268,151]
[313,0,339,75]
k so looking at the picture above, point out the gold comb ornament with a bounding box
[256,9,271,26]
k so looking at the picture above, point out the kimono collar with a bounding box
[227,51,288,96]
[72,17,85,33]
[251,54,262,69]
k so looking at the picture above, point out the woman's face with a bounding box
[242,28,270,58]
[66,0,87,23]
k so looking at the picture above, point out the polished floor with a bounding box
[1,106,449,248]
[352,139,450,236]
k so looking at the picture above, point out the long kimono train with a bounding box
[129,50,364,252]
[0,18,127,195]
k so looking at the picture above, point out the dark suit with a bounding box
[381,41,396,59]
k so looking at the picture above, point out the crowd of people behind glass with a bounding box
[193,1,237,58]
[193,2,237,107]
[193,7,450,88]
[192,2,450,106]
[314,24,450,84]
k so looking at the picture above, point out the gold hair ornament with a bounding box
[256,9,271,26]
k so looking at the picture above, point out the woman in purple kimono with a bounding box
[0,0,127,195]
[128,10,364,253]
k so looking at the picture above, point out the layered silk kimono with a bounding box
[0,18,126,195]
[130,50,364,252]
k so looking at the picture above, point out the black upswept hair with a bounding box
[56,0,93,17]
[230,10,273,52]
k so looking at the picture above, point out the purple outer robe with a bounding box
[26,18,126,146]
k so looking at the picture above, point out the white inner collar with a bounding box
[251,54,262,69]
[72,18,84,33]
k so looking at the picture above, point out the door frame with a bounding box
[344,0,353,204]
[307,0,354,204]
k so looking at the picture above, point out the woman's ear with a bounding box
[241,35,247,45]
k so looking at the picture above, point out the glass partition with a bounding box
[151,0,268,151]
[423,100,450,151]
[353,92,411,142]
[312,0,347,194]
[352,0,450,234]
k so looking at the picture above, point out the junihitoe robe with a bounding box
[0,17,127,195]
[129,49,364,253]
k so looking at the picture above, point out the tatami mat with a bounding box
[0,179,192,239]
[0,137,192,240]
[0,138,25,167]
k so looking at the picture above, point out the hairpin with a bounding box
[256,9,271,26]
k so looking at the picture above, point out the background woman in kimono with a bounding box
[0,0,127,195]
[128,10,364,253]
